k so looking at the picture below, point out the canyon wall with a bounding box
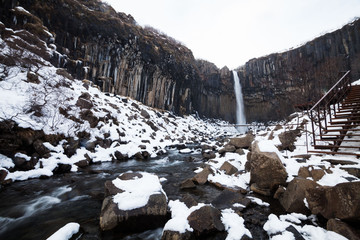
[1,0,360,123]
[236,18,360,122]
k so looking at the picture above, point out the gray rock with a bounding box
[219,161,238,175]
[187,205,225,236]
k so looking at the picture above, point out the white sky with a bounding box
[104,0,360,69]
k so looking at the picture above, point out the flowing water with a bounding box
[0,147,223,239]
[232,70,247,133]
[0,146,279,239]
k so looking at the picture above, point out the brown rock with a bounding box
[26,71,40,84]
[74,159,89,168]
[248,141,287,194]
[341,167,360,178]
[235,148,245,155]
[218,144,236,154]
[180,179,196,189]
[202,151,216,160]
[279,178,319,215]
[140,109,150,119]
[161,230,193,240]
[114,151,128,161]
[193,166,214,185]
[76,97,93,109]
[187,206,225,236]
[53,163,72,174]
[100,173,168,232]
[277,129,301,151]
[104,180,124,197]
[306,182,360,220]
[0,169,8,182]
[250,183,271,196]
[327,219,360,240]
[229,134,254,149]
[119,172,143,180]
[219,161,238,175]
[273,186,286,199]
[33,139,50,156]
[181,193,198,208]
[298,166,327,181]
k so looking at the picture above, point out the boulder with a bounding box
[187,206,225,236]
[33,139,50,156]
[235,148,245,155]
[76,97,93,109]
[161,230,194,240]
[180,179,196,189]
[53,163,72,174]
[279,178,319,215]
[140,109,150,119]
[0,169,8,182]
[26,71,40,84]
[229,134,254,149]
[306,182,360,220]
[277,129,301,151]
[100,172,168,232]
[248,142,287,194]
[193,166,214,185]
[298,165,330,181]
[114,151,128,161]
[219,161,238,175]
[181,194,198,208]
[202,151,216,160]
[218,144,236,154]
[74,159,89,168]
[327,219,360,240]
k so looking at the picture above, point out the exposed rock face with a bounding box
[236,19,360,122]
[2,1,360,122]
[305,182,360,221]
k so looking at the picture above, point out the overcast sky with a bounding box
[104,0,360,69]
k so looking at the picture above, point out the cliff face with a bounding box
[0,0,199,116]
[1,0,360,123]
[236,18,360,122]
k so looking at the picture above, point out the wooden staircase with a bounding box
[308,71,360,156]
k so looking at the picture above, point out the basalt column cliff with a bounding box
[0,0,237,122]
[236,18,360,122]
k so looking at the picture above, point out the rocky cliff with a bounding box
[236,18,360,122]
[1,0,360,123]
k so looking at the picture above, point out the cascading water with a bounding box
[232,70,247,133]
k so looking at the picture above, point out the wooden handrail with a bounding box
[310,70,351,112]
[309,70,351,148]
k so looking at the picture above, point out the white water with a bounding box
[232,71,247,133]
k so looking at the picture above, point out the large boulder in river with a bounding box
[229,134,254,149]
[100,171,168,232]
[279,177,319,215]
[187,205,225,237]
[247,141,287,195]
[305,181,360,221]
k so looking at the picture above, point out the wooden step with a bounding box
[319,134,360,137]
[308,150,360,157]
[327,124,360,128]
[325,129,360,132]
[314,145,360,149]
[316,137,360,141]
[330,120,360,124]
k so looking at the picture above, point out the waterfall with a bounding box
[232,70,247,133]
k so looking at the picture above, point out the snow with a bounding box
[46,222,80,240]
[0,154,15,168]
[179,148,192,154]
[263,214,347,240]
[112,171,166,210]
[163,200,206,233]
[247,196,270,207]
[221,208,252,240]
[14,6,31,15]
